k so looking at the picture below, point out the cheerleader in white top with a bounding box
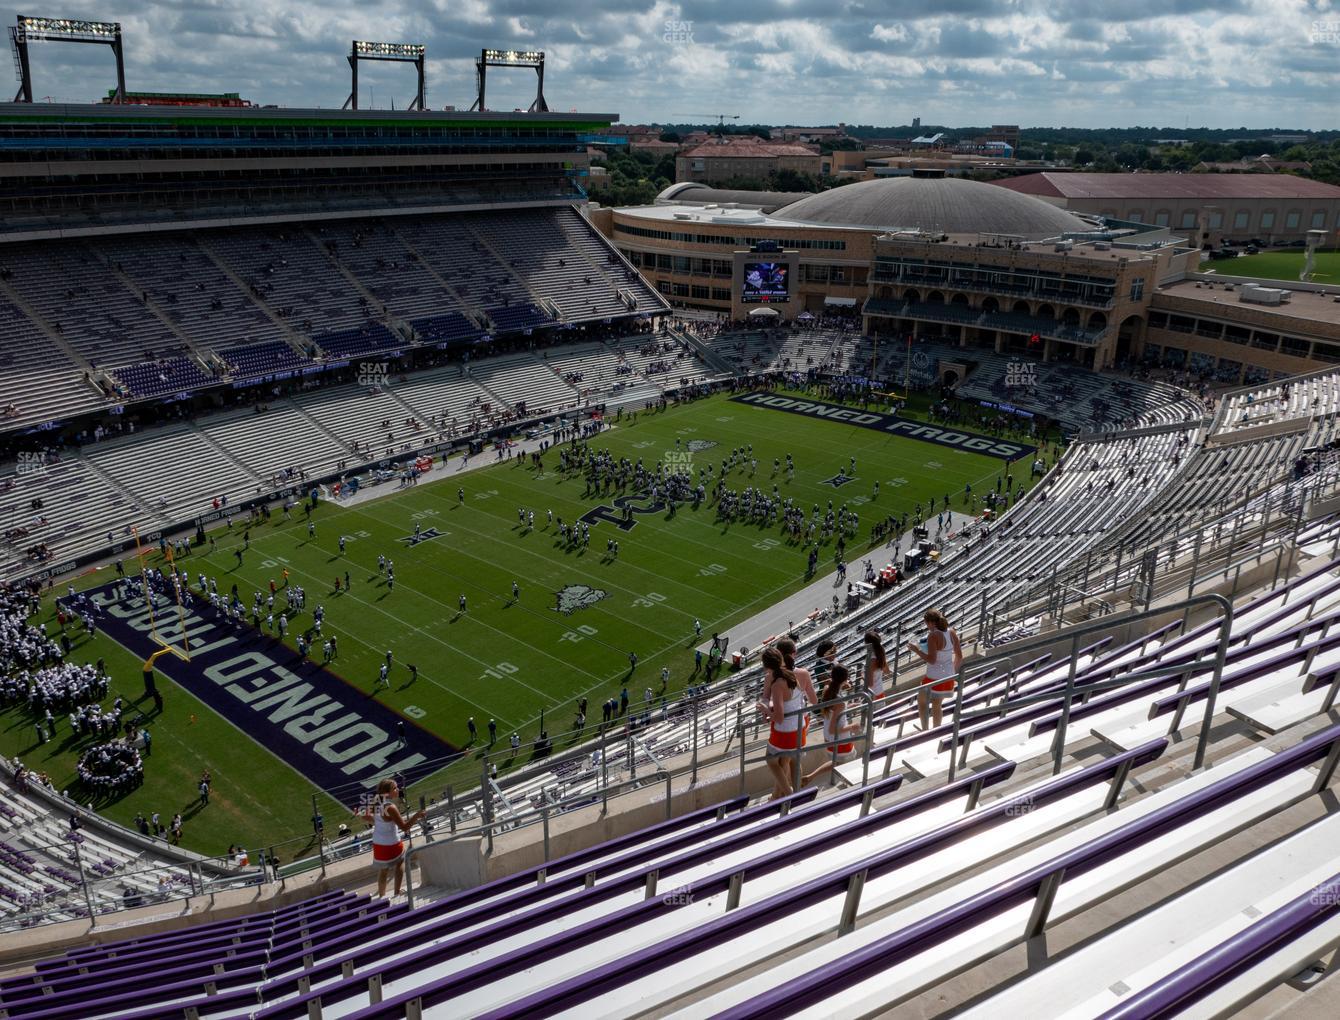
[906,608,963,729]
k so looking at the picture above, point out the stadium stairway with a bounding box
[193,236,316,354]
[385,224,487,333]
[460,220,550,319]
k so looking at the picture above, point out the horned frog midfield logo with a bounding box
[685,439,718,453]
[554,583,608,615]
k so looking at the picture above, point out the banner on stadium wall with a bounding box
[729,392,1034,459]
[74,582,459,805]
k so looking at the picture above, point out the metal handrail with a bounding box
[403,769,671,908]
[947,593,1234,781]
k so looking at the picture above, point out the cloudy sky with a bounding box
[5,0,1339,128]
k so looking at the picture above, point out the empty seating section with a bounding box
[85,426,260,515]
[0,300,101,427]
[391,369,497,431]
[219,340,308,380]
[1,243,185,370]
[112,356,215,399]
[395,215,536,324]
[411,311,481,346]
[315,221,461,326]
[0,776,204,928]
[0,209,671,441]
[1216,369,1340,437]
[197,407,347,483]
[483,209,629,321]
[0,459,137,577]
[207,228,378,343]
[550,206,663,314]
[1134,432,1311,535]
[296,388,439,457]
[310,322,403,361]
[470,354,581,414]
[97,235,287,357]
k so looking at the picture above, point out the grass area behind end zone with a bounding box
[1200,248,1340,283]
[3,390,1048,852]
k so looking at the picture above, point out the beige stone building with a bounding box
[592,170,1340,381]
[674,140,824,184]
[994,173,1340,247]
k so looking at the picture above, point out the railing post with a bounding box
[838,869,868,936]
[738,716,747,798]
[948,664,967,783]
[541,803,550,862]
[892,621,903,689]
[481,754,494,856]
[1193,594,1235,772]
[1050,632,1082,775]
[405,848,417,908]
[1025,867,1065,938]
[72,841,95,924]
[446,785,456,835]
[1187,530,1202,599]
[1313,736,1340,794]
[726,870,745,911]
[601,737,609,815]
[691,689,700,785]
[859,690,873,788]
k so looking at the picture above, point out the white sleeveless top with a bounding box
[772,686,806,733]
[926,628,956,680]
[866,662,885,697]
[371,799,400,846]
[824,704,850,744]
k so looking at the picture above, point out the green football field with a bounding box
[4,390,1048,855]
[1201,248,1340,283]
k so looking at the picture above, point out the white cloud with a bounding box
[1,0,1332,127]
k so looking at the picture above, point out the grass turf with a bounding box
[3,390,1047,853]
[1200,248,1340,283]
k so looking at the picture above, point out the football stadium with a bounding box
[4,16,1340,1020]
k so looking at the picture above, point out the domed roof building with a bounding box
[773,171,1093,238]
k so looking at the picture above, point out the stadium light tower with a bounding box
[469,49,548,113]
[343,39,426,111]
[9,14,126,103]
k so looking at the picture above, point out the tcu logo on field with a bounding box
[820,472,856,489]
[554,584,608,615]
[579,493,667,533]
[399,527,444,547]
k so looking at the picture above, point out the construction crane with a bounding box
[674,113,740,142]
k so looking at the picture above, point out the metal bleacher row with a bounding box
[0,206,664,427]
[1216,368,1340,436]
[5,559,1340,1016]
